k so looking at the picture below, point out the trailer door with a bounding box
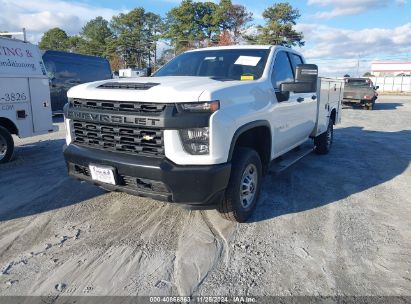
[29,78,53,133]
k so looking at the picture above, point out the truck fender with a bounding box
[0,117,18,135]
[227,120,271,162]
[329,108,337,125]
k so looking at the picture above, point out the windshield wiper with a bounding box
[210,76,236,81]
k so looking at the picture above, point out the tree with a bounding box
[108,54,124,71]
[143,12,163,68]
[217,30,234,46]
[217,0,252,43]
[246,2,304,47]
[110,8,162,68]
[110,8,147,68]
[363,72,373,77]
[39,28,70,51]
[163,0,203,53]
[79,16,113,56]
[163,0,229,52]
[196,1,219,42]
[67,35,86,53]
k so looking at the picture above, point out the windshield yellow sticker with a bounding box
[241,75,254,81]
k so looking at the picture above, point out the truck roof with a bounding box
[184,45,304,57]
[185,45,275,53]
[186,45,272,52]
[42,50,109,62]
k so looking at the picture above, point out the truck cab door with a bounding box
[288,53,317,141]
[270,51,314,156]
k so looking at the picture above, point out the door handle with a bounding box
[296,97,304,103]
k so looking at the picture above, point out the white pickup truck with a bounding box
[63,45,343,222]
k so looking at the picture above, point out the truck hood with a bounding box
[67,76,246,103]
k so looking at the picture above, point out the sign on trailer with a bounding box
[0,39,47,77]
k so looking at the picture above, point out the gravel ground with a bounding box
[0,95,410,297]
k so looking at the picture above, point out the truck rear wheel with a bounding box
[366,100,375,110]
[0,126,14,164]
[314,119,333,155]
[218,147,262,223]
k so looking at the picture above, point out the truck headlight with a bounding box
[179,127,209,155]
[178,101,219,113]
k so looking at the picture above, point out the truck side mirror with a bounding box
[280,64,318,93]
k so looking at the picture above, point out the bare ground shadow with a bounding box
[373,103,404,110]
[249,127,411,223]
[1,127,410,223]
[342,103,403,110]
[52,114,64,123]
[0,138,104,221]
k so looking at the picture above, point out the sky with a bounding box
[1,0,411,76]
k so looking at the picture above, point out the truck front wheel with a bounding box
[314,119,333,155]
[218,147,262,222]
[0,126,14,164]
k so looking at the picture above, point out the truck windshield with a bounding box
[154,49,270,81]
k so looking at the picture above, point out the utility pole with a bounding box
[357,55,360,77]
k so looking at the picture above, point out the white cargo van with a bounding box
[0,37,55,163]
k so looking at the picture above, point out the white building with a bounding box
[371,62,411,77]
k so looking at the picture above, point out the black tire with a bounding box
[364,101,373,110]
[0,126,14,164]
[218,147,262,223]
[314,119,333,155]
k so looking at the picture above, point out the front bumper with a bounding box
[64,144,231,207]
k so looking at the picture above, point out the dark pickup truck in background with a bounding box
[343,77,379,110]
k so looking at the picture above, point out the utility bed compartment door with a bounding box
[0,77,33,137]
[314,78,330,136]
[312,78,344,137]
[29,78,53,133]
[328,80,343,124]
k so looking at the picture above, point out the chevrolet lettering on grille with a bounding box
[67,110,162,127]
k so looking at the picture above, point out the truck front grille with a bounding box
[71,98,166,113]
[72,121,164,157]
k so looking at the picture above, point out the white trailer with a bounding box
[0,37,55,163]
